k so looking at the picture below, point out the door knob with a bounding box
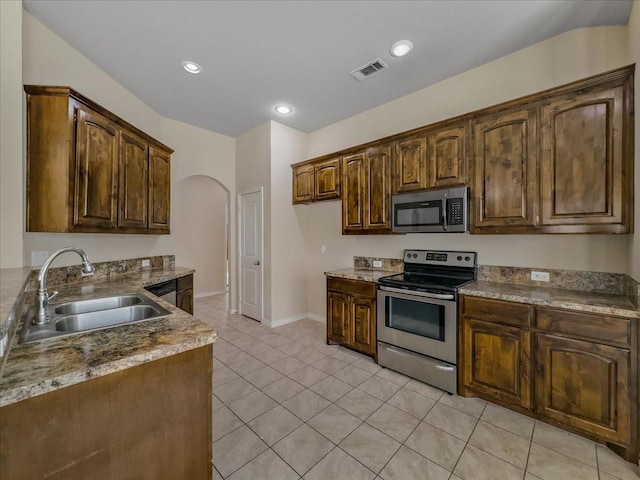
[254,261,261,265]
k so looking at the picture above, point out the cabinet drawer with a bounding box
[177,274,193,293]
[536,308,631,347]
[463,296,532,327]
[327,277,376,298]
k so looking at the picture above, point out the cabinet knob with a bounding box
[254,261,261,266]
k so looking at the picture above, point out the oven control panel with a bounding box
[404,250,476,268]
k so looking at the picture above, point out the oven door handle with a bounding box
[379,286,455,301]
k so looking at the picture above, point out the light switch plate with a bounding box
[141,259,151,268]
[531,271,550,282]
[373,260,383,268]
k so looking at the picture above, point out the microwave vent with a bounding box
[350,58,388,82]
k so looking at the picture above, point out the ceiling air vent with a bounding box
[350,58,388,82]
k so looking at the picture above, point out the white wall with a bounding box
[175,176,228,295]
[301,26,632,317]
[235,123,271,319]
[160,116,236,299]
[0,1,24,268]
[270,122,309,323]
[629,0,640,281]
[18,11,237,306]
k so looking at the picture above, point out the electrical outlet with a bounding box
[31,251,49,267]
[531,271,550,282]
[320,245,326,254]
[373,260,383,268]
[141,259,151,268]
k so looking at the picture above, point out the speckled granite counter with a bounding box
[0,266,216,407]
[460,281,639,319]
[325,268,397,283]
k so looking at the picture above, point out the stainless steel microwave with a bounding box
[391,186,469,233]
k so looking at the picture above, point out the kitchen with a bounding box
[1,1,640,479]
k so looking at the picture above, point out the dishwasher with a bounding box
[144,279,177,306]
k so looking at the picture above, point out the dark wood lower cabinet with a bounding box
[326,277,377,360]
[462,318,531,409]
[535,333,630,444]
[0,345,213,480]
[177,274,194,314]
[460,295,638,463]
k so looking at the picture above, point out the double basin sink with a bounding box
[19,293,172,344]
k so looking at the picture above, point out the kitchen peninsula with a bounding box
[0,256,216,480]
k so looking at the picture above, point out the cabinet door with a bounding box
[364,145,392,232]
[540,83,629,232]
[535,333,630,443]
[393,136,427,193]
[472,108,537,232]
[119,130,148,229]
[148,147,171,232]
[74,104,119,229]
[462,318,531,408]
[427,123,467,188]
[342,153,365,232]
[327,291,350,345]
[292,163,314,204]
[314,158,341,201]
[351,296,375,355]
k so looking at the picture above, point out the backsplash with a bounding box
[478,265,634,296]
[42,255,175,288]
[353,256,403,272]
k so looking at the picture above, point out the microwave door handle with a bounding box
[442,193,448,231]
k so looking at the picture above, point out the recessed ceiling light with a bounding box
[389,40,414,58]
[181,61,202,74]
[274,104,293,115]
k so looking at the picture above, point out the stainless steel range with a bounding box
[377,249,476,394]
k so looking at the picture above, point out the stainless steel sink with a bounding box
[19,293,171,344]
[54,294,142,315]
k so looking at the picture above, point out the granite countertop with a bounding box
[325,268,397,283]
[0,268,34,326]
[460,281,639,319]
[0,266,217,407]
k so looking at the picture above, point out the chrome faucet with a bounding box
[34,247,94,325]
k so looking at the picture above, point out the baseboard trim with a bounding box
[194,289,228,299]
[263,312,327,328]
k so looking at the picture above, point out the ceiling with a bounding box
[23,0,633,138]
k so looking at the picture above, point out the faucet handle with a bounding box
[47,291,59,302]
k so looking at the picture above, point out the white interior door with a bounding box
[239,189,263,321]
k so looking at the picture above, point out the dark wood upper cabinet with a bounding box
[315,157,341,201]
[364,144,392,232]
[119,130,148,229]
[342,153,365,232]
[292,163,314,204]
[73,104,119,230]
[291,65,634,235]
[393,135,428,194]
[148,147,171,233]
[427,122,467,188]
[292,157,340,204]
[472,107,538,233]
[540,78,632,233]
[342,145,391,234]
[25,85,173,234]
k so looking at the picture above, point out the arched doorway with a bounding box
[175,175,230,307]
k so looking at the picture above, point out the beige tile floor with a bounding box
[196,294,640,480]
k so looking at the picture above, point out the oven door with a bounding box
[377,286,457,364]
